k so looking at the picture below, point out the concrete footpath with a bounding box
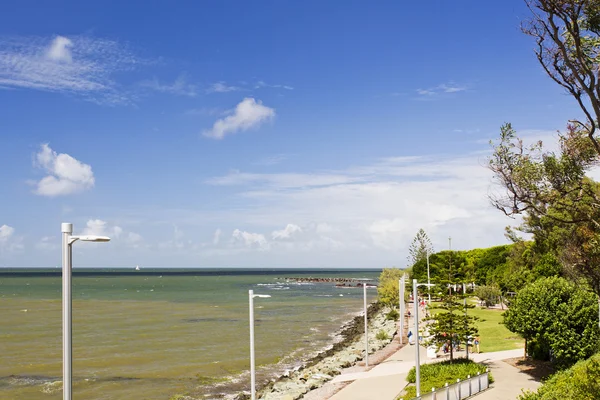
[327,344,535,400]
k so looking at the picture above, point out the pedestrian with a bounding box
[474,336,480,353]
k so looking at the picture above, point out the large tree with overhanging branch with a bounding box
[487,0,600,295]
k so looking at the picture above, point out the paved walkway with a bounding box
[328,341,532,400]
[473,360,540,400]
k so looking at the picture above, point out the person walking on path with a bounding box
[474,336,480,353]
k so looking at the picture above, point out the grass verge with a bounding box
[428,299,524,353]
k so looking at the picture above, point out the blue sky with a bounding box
[0,1,584,267]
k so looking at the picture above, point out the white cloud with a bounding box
[272,223,302,240]
[0,35,140,104]
[127,232,143,243]
[201,146,516,265]
[416,82,467,97]
[36,236,58,251]
[0,224,15,242]
[82,219,122,238]
[207,81,242,93]
[231,229,270,250]
[254,80,294,90]
[46,36,73,63]
[253,154,288,166]
[206,171,359,188]
[203,98,275,139]
[212,228,222,245]
[140,74,197,97]
[33,144,95,196]
[0,224,24,253]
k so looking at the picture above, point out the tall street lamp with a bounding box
[61,223,110,400]
[363,283,369,367]
[426,251,431,304]
[249,290,271,400]
[399,275,405,345]
[412,279,435,398]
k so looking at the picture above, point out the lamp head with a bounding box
[72,235,111,242]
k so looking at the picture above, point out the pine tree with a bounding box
[426,292,479,361]
[408,229,434,266]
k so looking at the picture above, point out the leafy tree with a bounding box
[489,123,600,294]
[407,229,434,267]
[376,268,406,306]
[503,277,600,368]
[426,292,479,361]
[474,285,502,308]
[523,0,600,155]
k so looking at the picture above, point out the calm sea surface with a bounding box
[0,268,380,399]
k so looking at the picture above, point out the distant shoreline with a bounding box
[0,267,384,278]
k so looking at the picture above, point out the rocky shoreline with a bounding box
[233,301,397,400]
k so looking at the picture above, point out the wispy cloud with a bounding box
[254,80,294,90]
[253,154,288,166]
[416,82,467,97]
[0,224,24,253]
[206,80,294,93]
[0,35,142,104]
[139,74,197,97]
[206,81,243,93]
[32,144,95,197]
[203,97,275,140]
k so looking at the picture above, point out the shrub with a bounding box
[376,330,390,341]
[386,308,400,321]
[503,277,600,368]
[474,285,501,307]
[377,268,405,306]
[519,353,600,400]
[402,358,491,399]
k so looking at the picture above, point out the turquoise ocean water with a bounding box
[0,268,380,399]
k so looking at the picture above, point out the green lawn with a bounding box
[469,307,524,352]
[427,300,524,353]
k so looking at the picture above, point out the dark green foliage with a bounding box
[474,285,502,307]
[403,358,492,399]
[519,353,600,400]
[504,277,600,368]
[385,308,399,321]
[377,268,405,306]
[427,293,479,361]
[411,242,563,296]
[376,330,389,341]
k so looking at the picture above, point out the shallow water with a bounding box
[0,268,380,399]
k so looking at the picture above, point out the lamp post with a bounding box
[463,282,469,360]
[364,283,369,367]
[249,290,271,400]
[61,223,110,400]
[426,251,431,304]
[412,279,435,397]
[399,275,405,345]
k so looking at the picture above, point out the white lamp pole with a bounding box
[61,223,110,400]
[364,283,369,368]
[249,290,271,400]
[399,275,405,345]
[426,251,431,304]
[413,279,421,397]
[412,279,435,398]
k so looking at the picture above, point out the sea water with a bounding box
[0,268,380,399]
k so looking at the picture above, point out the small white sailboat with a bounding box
[135,265,140,271]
